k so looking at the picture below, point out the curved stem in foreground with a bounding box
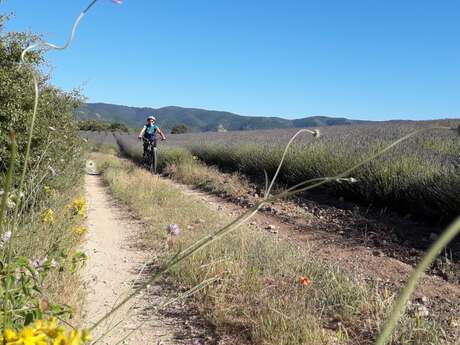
[375,216,460,345]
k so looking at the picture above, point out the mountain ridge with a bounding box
[75,102,371,132]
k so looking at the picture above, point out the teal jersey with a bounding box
[143,124,159,139]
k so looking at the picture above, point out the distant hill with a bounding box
[75,103,370,132]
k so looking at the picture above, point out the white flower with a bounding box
[50,259,58,268]
[167,224,181,236]
[48,165,57,176]
[1,230,12,246]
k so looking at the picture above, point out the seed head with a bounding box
[167,223,181,236]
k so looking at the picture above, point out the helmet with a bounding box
[147,115,156,121]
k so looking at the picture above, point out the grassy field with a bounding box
[113,121,460,223]
[92,152,453,345]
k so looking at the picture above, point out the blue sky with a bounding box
[3,0,460,120]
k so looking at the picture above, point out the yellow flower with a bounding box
[43,185,53,194]
[2,319,91,345]
[66,197,87,217]
[72,226,88,236]
[18,327,47,345]
[42,209,56,223]
[4,328,18,342]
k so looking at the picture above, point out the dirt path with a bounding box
[82,174,205,345]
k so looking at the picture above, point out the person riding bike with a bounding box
[138,115,166,157]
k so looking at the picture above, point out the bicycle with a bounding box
[141,137,158,174]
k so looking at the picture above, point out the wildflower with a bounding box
[73,226,88,235]
[167,223,181,236]
[43,185,52,194]
[299,276,311,286]
[72,197,87,216]
[1,230,12,246]
[31,257,46,269]
[192,155,199,160]
[48,165,57,176]
[1,318,91,344]
[66,197,87,216]
[42,208,56,223]
[6,193,16,210]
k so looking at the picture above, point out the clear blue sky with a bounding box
[3,0,460,120]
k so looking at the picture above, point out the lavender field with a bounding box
[92,121,460,222]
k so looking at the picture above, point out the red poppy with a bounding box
[299,276,311,286]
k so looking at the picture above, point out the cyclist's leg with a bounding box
[143,141,149,161]
[152,139,158,173]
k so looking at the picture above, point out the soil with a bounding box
[160,177,460,341]
[81,158,460,343]
[82,174,217,345]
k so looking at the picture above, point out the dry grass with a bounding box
[92,152,450,345]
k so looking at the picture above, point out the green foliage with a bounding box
[0,21,83,182]
[108,122,129,133]
[0,14,86,331]
[78,119,129,133]
[78,119,110,132]
[0,256,71,329]
[170,123,188,134]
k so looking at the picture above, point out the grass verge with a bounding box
[92,152,451,345]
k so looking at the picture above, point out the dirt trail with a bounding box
[82,174,204,345]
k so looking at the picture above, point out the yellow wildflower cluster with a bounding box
[43,185,53,194]
[1,318,91,345]
[65,197,87,217]
[42,209,56,224]
[72,226,88,236]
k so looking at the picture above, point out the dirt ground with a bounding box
[81,162,460,343]
[164,178,460,339]
[82,174,213,345]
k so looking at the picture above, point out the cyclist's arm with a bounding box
[157,128,167,140]
[138,127,146,139]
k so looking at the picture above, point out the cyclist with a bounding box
[138,115,166,157]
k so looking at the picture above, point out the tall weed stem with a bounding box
[375,215,460,345]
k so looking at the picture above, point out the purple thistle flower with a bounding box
[31,258,42,269]
[167,224,181,236]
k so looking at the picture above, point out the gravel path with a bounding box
[82,174,198,345]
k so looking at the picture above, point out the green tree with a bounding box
[0,14,83,181]
[171,123,188,134]
[78,119,109,132]
[108,122,129,133]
